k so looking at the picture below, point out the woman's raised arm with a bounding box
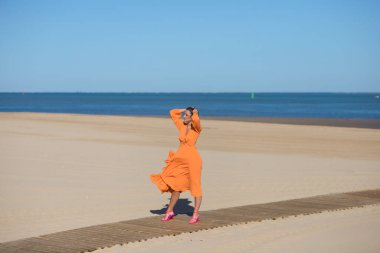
[169,109,183,130]
[191,109,202,133]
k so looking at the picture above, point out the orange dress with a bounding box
[150,109,203,197]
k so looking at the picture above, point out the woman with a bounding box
[150,107,203,224]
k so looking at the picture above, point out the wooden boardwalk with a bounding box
[1,189,380,253]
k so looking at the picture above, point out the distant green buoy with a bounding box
[251,92,255,100]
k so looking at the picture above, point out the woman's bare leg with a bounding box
[193,196,202,217]
[167,191,180,212]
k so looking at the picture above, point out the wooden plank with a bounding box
[34,237,91,252]
[115,221,181,234]
[345,189,380,199]
[30,237,88,252]
[255,203,315,216]
[37,234,99,250]
[226,206,299,219]
[0,244,36,253]
[295,196,357,207]
[124,218,190,232]
[201,210,258,222]
[39,233,118,252]
[0,238,69,253]
[218,205,297,216]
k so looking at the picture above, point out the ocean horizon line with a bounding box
[1,91,380,94]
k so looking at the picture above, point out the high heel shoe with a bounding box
[161,211,175,221]
[188,211,200,224]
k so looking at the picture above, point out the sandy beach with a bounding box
[1,112,380,250]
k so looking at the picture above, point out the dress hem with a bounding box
[150,174,189,193]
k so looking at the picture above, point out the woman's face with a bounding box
[183,110,192,124]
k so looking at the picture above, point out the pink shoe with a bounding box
[188,211,200,224]
[161,211,175,221]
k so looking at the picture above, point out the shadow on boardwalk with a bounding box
[150,198,194,216]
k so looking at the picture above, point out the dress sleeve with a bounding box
[191,111,202,133]
[169,109,182,130]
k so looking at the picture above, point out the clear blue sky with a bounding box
[0,0,379,92]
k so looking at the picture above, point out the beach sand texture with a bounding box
[1,112,380,250]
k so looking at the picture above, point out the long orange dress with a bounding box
[150,109,203,197]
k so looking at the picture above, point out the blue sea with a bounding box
[0,92,379,119]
